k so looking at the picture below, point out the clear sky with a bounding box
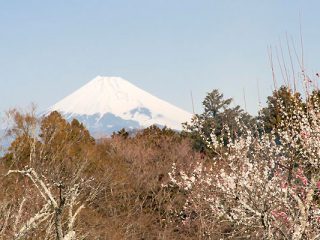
[0,0,319,116]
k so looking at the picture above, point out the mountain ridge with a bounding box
[47,76,192,137]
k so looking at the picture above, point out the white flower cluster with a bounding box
[168,89,320,239]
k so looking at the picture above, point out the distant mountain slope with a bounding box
[47,76,192,136]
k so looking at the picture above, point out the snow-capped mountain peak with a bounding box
[47,76,192,136]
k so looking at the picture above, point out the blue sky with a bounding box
[0,0,319,116]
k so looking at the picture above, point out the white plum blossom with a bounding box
[167,87,320,239]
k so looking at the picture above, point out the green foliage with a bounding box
[202,89,232,117]
[112,127,129,139]
[136,125,181,141]
[259,86,304,133]
[183,89,256,155]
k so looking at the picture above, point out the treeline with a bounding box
[1,85,320,239]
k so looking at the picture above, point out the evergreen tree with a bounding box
[259,86,304,133]
[183,89,256,155]
[112,128,129,139]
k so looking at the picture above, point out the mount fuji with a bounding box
[46,76,193,137]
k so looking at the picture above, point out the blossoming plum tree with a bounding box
[168,88,320,239]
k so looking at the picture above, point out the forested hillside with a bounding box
[2,82,320,239]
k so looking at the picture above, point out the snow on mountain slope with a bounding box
[47,76,193,136]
